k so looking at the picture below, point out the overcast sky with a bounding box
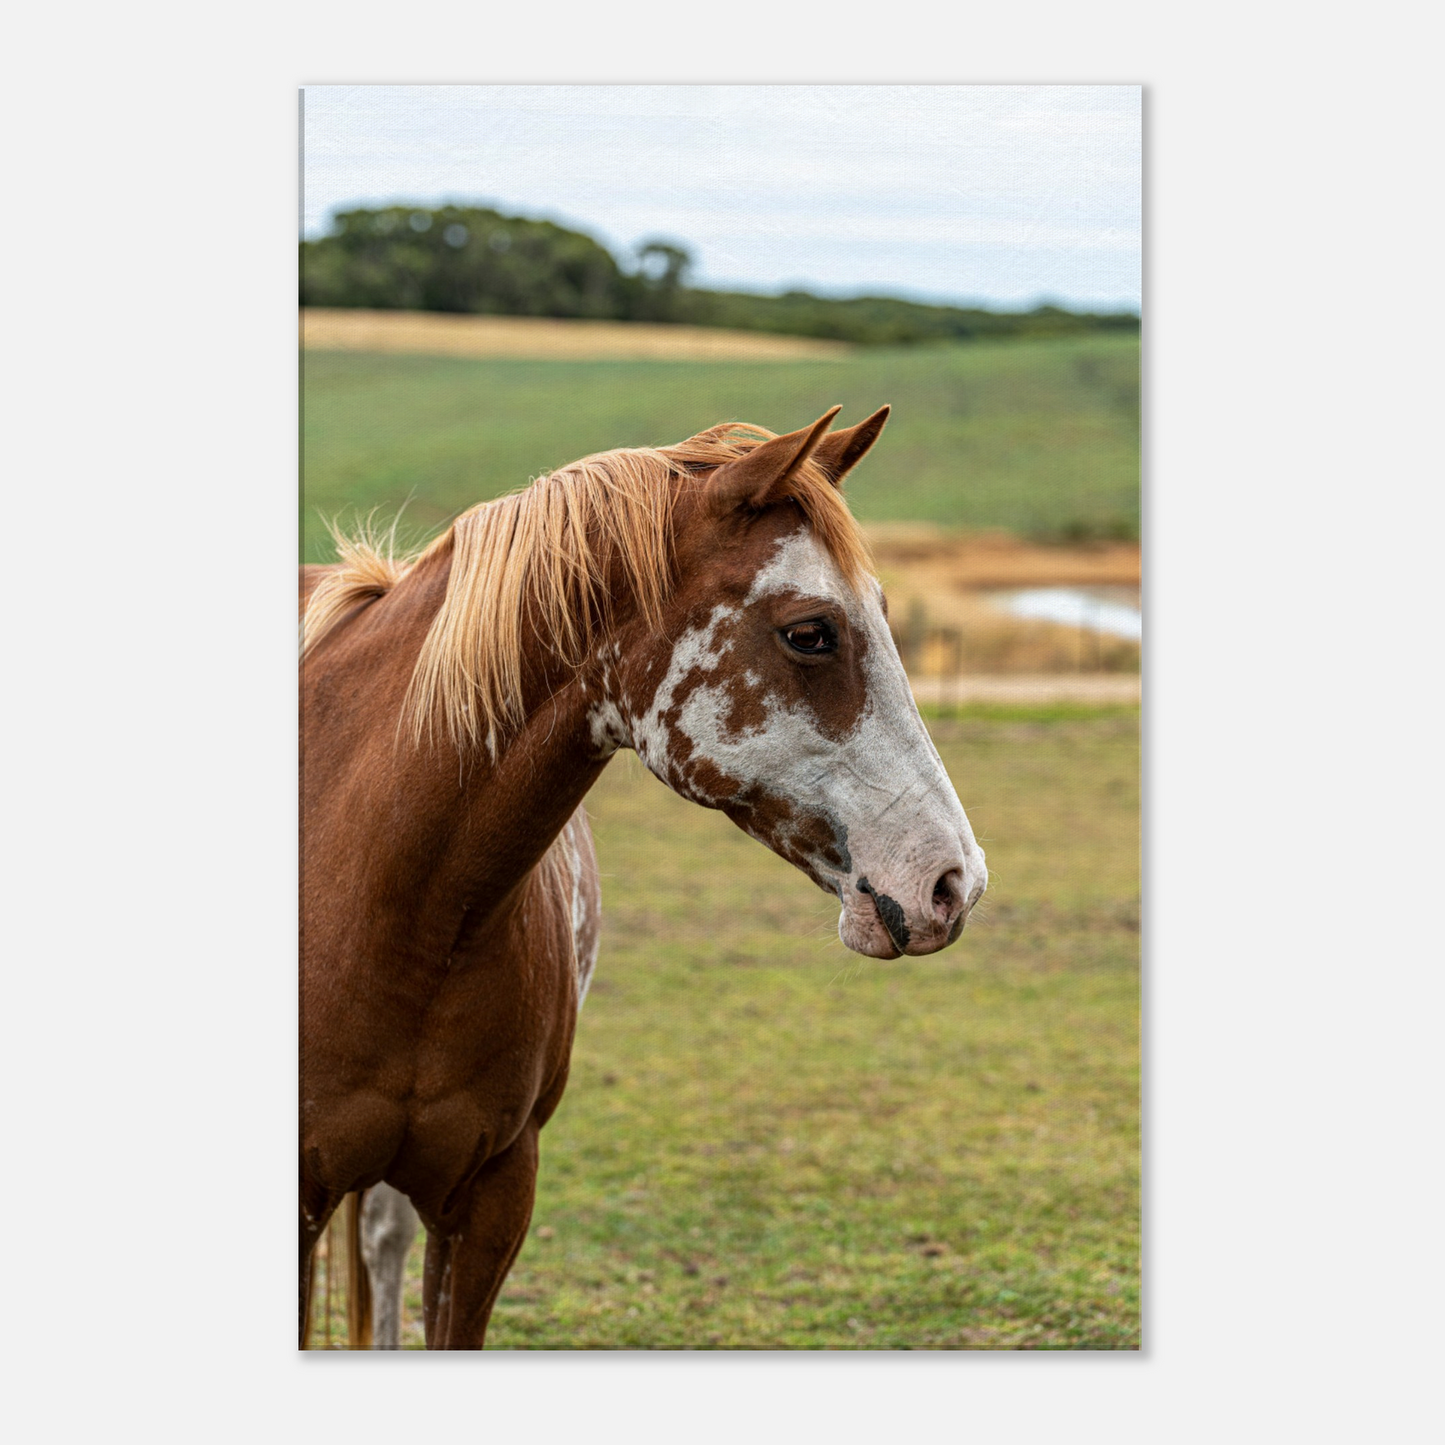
[302,85,1140,312]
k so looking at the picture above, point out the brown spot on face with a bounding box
[788,807,852,874]
[718,672,770,739]
[720,786,797,862]
[758,584,872,744]
[681,755,743,803]
[653,701,697,774]
[718,787,850,891]
[622,634,681,724]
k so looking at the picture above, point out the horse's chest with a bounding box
[391,940,577,1201]
[421,963,574,1092]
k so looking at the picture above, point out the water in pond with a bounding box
[989,587,1142,640]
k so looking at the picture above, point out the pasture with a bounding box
[300,333,1139,558]
[300,333,1140,1349]
[308,707,1140,1350]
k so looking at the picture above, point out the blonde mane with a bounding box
[301,422,875,755]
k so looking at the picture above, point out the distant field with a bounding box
[319,708,1139,1350]
[300,334,1139,559]
[303,307,852,362]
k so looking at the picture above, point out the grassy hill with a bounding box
[301,334,1138,562]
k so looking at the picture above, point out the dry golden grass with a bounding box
[897,594,1140,677]
[864,524,1140,589]
[301,308,853,362]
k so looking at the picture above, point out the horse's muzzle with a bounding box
[839,848,987,958]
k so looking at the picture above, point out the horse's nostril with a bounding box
[932,868,964,923]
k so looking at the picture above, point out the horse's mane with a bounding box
[301,422,874,755]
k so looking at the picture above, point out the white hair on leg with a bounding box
[361,1182,421,1349]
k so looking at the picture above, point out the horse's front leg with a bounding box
[424,1121,541,1350]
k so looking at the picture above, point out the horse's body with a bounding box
[300,408,986,1348]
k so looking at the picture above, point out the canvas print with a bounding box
[299,84,1141,1350]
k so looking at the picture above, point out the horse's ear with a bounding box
[810,405,890,488]
[705,406,842,515]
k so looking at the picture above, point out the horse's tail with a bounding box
[345,1191,373,1350]
[298,1194,371,1350]
[300,1244,316,1349]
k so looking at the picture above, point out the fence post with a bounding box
[905,599,926,677]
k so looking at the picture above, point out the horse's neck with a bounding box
[447,680,606,911]
[380,559,609,921]
[305,550,612,944]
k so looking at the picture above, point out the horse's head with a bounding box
[600,407,987,959]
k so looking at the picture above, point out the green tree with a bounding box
[300,204,1140,346]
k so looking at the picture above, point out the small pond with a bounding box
[987,586,1142,640]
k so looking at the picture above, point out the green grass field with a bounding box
[301,334,1138,559]
[359,708,1138,1350]
[301,342,1140,1350]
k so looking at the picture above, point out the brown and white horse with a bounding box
[300,406,987,1348]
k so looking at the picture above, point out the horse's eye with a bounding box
[783,621,836,654]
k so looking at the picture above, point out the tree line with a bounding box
[300,205,1140,347]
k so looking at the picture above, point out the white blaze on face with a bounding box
[630,527,987,958]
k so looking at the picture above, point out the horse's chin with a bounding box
[837,904,903,960]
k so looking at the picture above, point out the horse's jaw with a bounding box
[623,521,989,959]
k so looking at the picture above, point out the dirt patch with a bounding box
[910,675,1140,706]
[301,307,853,363]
